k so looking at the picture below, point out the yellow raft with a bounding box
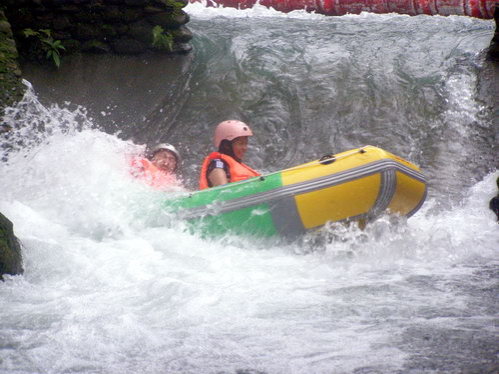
[165,146,427,237]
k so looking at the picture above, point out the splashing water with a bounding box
[1,8,498,374]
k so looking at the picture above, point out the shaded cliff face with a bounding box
[486,4,499,61]
[0,10,25,123]
[0,212,23,279]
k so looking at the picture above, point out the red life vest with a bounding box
[199,152,260,190]
[130,157,181,189]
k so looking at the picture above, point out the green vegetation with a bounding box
[0,11,24,111]
[23,28,65,68]
[152,25,173,52]
[164,0,186,16]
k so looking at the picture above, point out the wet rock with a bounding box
[61,38,82,53]
[0,20,13,35]
[487,5,499,62]
[144,6,165,14]
[172,25,193,43]
[114,24,130,35]
[100,24,118,37]
[59,4,81,13]
[153,0,189,7]
[75,23,103,40]
[147,11,189,29]
[128,19,154,44]
[101,5,122,22]
[52,14,71,30]
[81,39,111,53]
[125,0,145,5]
[111,37,147,54]
[0,212,23,280]
[119,8,144,23]
[0,10,25,117]
[52,30,73,40]
[171,42,192,54]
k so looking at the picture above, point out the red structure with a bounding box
[197,0,496,18]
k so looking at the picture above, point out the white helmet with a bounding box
[150,143,181,163]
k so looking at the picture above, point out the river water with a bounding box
[1,4,498,374]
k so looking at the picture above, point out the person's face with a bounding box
[151,150,177,174]
[232,136,248,160]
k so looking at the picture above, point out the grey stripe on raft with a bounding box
[178,159,426,220]
[269,197,308,237]
[407,184,428,218]
[371,170,396,216]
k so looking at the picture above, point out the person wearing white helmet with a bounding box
[199,120,261,189]
[130,143,183,189]
[149,143,181,175]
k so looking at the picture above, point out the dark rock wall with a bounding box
[4,0,193,58]
[0,212,23,280]
[487,5,499,61]
[0,10,24,279]
[0,10,25,122]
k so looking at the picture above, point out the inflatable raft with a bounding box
[164,146,427,238]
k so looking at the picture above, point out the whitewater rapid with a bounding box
[1,5,498,374]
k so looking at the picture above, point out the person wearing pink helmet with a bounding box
[199,120,261,189]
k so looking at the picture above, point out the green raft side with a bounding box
[163,172,284,238]
[185,203,277,238]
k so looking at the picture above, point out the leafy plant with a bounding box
[152,25,174,52]
[23,28,66,68]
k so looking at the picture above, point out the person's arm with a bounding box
[208,168,229,187]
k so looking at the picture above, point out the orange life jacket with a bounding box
[199,152,260,190]
[130,157,181,189]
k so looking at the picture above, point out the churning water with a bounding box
[1,5,498,374]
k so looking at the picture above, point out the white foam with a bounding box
[1,81,497,374]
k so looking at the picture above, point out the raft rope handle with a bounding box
[263,145,369,177]
[319,154,336,165]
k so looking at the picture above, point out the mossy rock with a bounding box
[0,20,13,36]
[171,25,192,43]
[60,38,82,53]
[101,6,122,22]
[155,0,189,8]
[171,41,192,54]
[111,37,147,54]
[128,19,154,44]
[81,39,111,53]
[0,212,23,280]
[75,23,104,40]
[147,11,189,29]
[0,11,25,114]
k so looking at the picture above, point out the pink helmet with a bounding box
[213,120,253,148]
